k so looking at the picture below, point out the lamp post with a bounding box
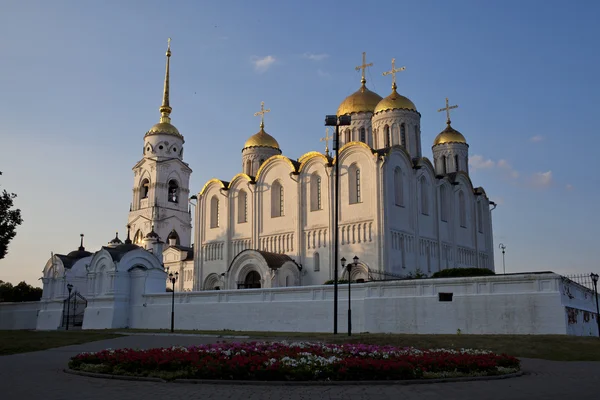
[591,273,600,337]
[325,114,351,335]
[66,283,73,331]
[167,271,179,333]
[498,243,506,274]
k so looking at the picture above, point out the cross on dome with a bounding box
[254,101,271,129]
[320,127,333,157]
[382,58,406,91]
[355,52,373,85]
[437,97,459,125]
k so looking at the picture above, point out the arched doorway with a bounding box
[239,270,261,289]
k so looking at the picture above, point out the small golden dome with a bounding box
[337,82,383,116]
[374,86,417,114]
[433,124,467,146]
[244,128,280,150]
[146,122,181,137]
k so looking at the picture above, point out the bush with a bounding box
[324,279,351,285]
[431,268,495,278]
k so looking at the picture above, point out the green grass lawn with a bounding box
[0,330,122,355]
[118,328,600,361]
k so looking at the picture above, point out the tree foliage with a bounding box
[431,267,495,278]
[0,171,23,260]
[0,280,42,302]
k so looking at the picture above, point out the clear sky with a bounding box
[1,0,598,285]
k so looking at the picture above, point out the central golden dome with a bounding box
[244,128,280,149]
[433,124,467,146]
[145,122,181,137]
[374,85,417,114]
[337,81,383,116]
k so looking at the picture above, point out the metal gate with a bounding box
[62,292,87,329]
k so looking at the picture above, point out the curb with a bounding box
[112,332,251,339]
[64,368,525,386]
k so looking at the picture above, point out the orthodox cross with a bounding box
[355,52,373,83]
[382,58,406,89]
[167,37,171,51]
[320,127,333,157]
[254,101,271,129]
[437,97,458,125]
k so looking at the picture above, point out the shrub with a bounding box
[432,268,495,278]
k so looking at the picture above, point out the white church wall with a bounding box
[228,178,253,241]
[36,299,64,330]
[0,301,40,330]
[126,273,572,335]
[559,278,600,336]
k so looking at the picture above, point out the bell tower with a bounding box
[127,39,192,249]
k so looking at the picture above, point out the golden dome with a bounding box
[337,82,383,116]
[145,122,181,137]
[244,128,280,149]
[374,85,417,114]
[433,124,467,146]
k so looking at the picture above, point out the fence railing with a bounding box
[563,274,597,291]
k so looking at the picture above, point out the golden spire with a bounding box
[437,97,459,125]
[355,51,373,87]
[382,58,406,91]
[320,127,333,157]
[159,38,172,124]
[254,101,271,129]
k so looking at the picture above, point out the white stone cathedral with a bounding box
[118,47,494,292]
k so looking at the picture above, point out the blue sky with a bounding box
[1,0,598,284]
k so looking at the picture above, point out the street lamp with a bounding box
[66,283,73,331]
[591,273,600,337]
[325,114,352,335]
[167,271,179,333]
[344,255,359,337]
[498,243,506,274]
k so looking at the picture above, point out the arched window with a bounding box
[394,167,404,206]
[441,155,447,175]
[349,164,361,204]
[134,229,144,244]
[345,129,351,143]
[210,195,219,228]
[440,185,448,222]
[241,270,261,289]
[477,199,483,233]
[259,158,265,166]
[360,127,366,143]
[271,180,284,217]
[238,190,247,223]
[168,180,179,203]
[140,178,150,199]
[455,154,460,172]
[314,252,320,271]
[459,191,466,227]
[310,173,322,211]
[400,124,406,147]
[384,125,390,147]
[373,129,378,148]
[245,159,252,175]
[420,177,429,215]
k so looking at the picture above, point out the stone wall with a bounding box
[0,301,40,330]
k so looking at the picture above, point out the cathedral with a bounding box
[45,42,496,297]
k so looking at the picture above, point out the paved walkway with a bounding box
[0,334,598,400]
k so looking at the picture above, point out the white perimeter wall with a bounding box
[130,273,572,335]
[0,301,40,330]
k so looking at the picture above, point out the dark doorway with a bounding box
[238,270,261,289]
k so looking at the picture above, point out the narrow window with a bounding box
[210,196,219,228]
[384,125,390,147]
[356,169,361,203]
[140,179,150,199]
[134,229,144,244]
[168,180,179,203]
[400,124,406,147]
[440,185,448,222]
[317,176,322,210]
[314,252,320,271]
[310,174,322,211]
[280,185,284,216]
[441,155,447,175]
[477,200,483,233]
[345,129,350,143]
[420,177,429,215]
[360,127,366,143]
[245,159,252,175]
[455,154,460,172]
[349,164,361,204]
[272,180,284,217]
[459,191,466,227]
[238,190,247,223]
[394,167,403,206]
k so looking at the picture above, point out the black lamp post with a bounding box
[167,271,179,333]
[499,243,506,274]
[325,114,351,335]
[591,273,599,337]
[66,283,73,331]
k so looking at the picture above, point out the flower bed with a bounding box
[68,341,520,381]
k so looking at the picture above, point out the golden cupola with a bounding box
[337,52,382,116]
[433,98,467,146]
[374,58,416,114]
[243,101,280,150]
[145,38,183,140]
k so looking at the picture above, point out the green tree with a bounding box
[0,171,23,260]
[0,280,42,302]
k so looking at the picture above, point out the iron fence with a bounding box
[563,273,597,291]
